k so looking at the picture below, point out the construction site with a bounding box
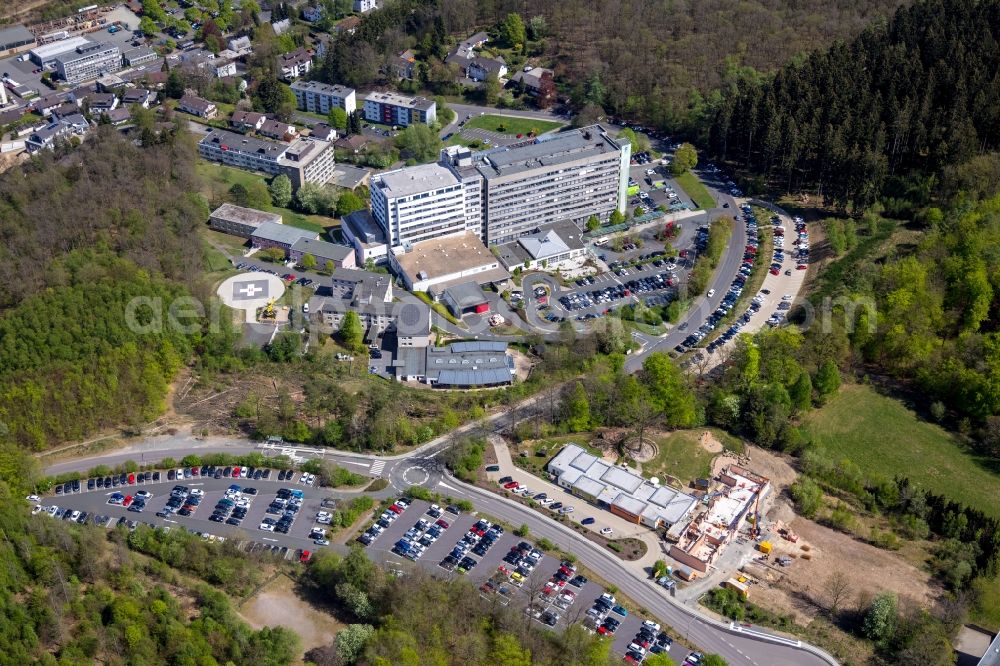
[667,465,770,578]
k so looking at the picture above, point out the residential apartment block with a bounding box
[370,163,468,248]
[290,80,356,115]
[279,48,312,80]
[53,41,122,84]
[361,91,436,127]
[197,128,336,187]
[353,0,379,12]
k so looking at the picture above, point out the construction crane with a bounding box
[748,491,763,538]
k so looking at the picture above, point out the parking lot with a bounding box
[627,161,697,215]
[361,498,691,664]
[678,205,810,367]
[38,467,342,559]
[523,252,687,326]
[40,471,703,663]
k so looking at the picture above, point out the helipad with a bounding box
[217,272,286,321]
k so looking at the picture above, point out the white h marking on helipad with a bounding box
[239,283,263,297]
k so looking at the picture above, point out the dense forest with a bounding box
[707,0,1000,209]
[0,127,240,450]
[312,0,906,121]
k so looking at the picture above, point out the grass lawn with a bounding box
[674,171,716,210]
[801,384,1000,515]
[195,162,333,234]
[642,428,743,486]
[973,577,1000,630]
[463,114,564,136]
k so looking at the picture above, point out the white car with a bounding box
[642,620,661,632]
[46,506,59,517]
[600,527,614,536]
[190,488,204,497]
[135,490,152,500]
[69,510,81,521]
[31,505,42,515]
[317,516,332,525]
[316,511,332,519]
[314,538,330,546]
[707,289,716,298]
[627,643,647,656]
[258,522,275,532]
[645,168,655,175]
[559,506,575,514]
[25,494,40,503]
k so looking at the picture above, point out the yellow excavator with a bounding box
[259,298,277,320]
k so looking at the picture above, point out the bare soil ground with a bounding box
[239,574,344,656]
[699,431,724,453]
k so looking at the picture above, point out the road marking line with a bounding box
[263,537,277,542]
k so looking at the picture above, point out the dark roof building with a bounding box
[250,221,319,251]
[289,237,356,269]
[392,340,514,387]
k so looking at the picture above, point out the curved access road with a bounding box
[43,403,839,666]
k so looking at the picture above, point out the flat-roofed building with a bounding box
[290,80,356,115]
[390,231,509,293]
[197,128,336,187]
[209,203,282,237]
[361,91,436,126]
[370,163,467,248]
[53,41,122,84]
[341,209,388,265]
[468,125,629,245]
[29,36,90,67]
[0,25,36,57]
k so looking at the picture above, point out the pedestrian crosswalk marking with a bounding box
[370,460,386,477]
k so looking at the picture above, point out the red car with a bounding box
[435,519,450,529]
[299,550,311,563]
[388,504,403,514]
[122,495,134,507]
[770,268,780,275]
[797,264,808,270]
[232,466,240,477]
[597,626,609,635]
[127,473,135,485]
[286,274,296,282]
[503,481,520,490]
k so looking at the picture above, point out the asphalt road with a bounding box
[624,176,745,372]
[41,393,838,666]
